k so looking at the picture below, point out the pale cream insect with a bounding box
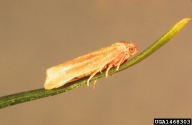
[44,42,138,90]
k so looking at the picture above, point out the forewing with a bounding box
[44,43,124,89]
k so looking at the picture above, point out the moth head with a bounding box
[128,43,138,55]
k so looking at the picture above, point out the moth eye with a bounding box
[129,47,135,53]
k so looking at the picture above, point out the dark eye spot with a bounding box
[129,47,135,53]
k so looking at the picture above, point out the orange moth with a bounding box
[44,42,138,90]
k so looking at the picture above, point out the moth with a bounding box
[44,41,138,89]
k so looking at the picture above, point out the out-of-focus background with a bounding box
[0,1,192,125]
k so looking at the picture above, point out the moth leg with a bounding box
[92,80,97,89]
[116,54,130,71]
[87,66,104,86]
[105,64,113,77]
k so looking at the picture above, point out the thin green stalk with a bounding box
[0,18,190,109]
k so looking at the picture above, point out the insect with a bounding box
[44,41,138,90]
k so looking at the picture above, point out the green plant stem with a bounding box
[0,18,190,109]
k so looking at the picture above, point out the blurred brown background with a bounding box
[0,1,192,125]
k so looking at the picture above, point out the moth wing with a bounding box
[44,43,124,89]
